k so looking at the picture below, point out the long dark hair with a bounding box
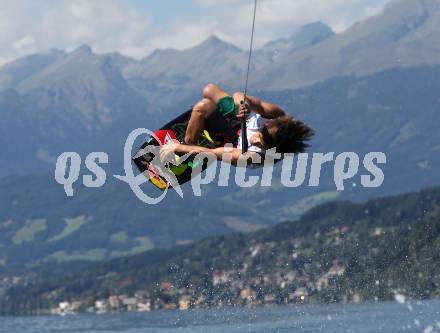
[267,116,315,153]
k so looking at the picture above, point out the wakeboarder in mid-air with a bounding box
[160,83,315,166]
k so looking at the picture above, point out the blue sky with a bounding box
[131,0,205,26]
[0,0,391,65]
[130,0,390,34]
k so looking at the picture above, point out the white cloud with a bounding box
[0,0,154,64]
[193,0,388,46]
[150,22,217,50]
[193,0,242,5]
[14,35,35,52]
[0,0,390,66]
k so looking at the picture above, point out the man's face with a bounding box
[249,124,277,149]
[249,131,264,148]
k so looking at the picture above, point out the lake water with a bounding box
[1,300,439,333]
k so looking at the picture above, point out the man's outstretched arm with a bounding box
[233,92,285,119]
[160,143,261,166]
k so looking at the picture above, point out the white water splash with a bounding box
[394,293,406,304]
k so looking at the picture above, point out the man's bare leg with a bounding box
[203,83,229,103]
[184,98,216,144]
[184,84,230,144]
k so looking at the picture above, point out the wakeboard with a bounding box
[132,109,239,190]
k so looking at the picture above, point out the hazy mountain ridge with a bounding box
[123,23,336,103]
[0,49,65,91]
[1,64,440,271]
[2,0,440,100]
[1,0,439,174]
[262,22,335,56]
[254,0,440,90]
[1,0,440,272]
[0,45,153,175]
[0,20,336,175]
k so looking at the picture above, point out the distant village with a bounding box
[51,267,340,315]
[0,225,400,315]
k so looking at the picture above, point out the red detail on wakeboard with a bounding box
[154,130,178,145]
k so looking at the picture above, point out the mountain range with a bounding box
[1,0,440,271]
[2,0,440,176]
[254,0,440,90]
[1,64,439,272]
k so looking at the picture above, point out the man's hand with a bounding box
[237,100,250,120]
[160,143,179,163]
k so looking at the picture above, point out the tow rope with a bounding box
[241,0,258,154]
